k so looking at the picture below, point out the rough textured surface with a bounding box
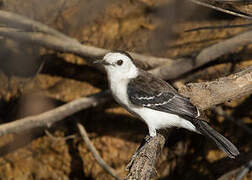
[126,133,167,180]
[180,66,252,110]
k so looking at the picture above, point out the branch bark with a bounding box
[180,66,252,110]
[126,132,168,180]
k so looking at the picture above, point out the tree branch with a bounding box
[185,23,252,32]
[150,30,252,80]
[0,10,172,68]
[126,133,167,180]
[180,66,252,110]
[0,90,110,136]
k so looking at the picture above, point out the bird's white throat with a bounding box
[106,65,138,83]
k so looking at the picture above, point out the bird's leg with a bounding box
[126,135,154,171]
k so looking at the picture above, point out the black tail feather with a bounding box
[192,119,239,158]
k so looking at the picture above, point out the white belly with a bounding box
[132,107,196,131]
[109,78,196,136]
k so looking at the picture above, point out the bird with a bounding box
[94,50,239,158]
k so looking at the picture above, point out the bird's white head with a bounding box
[95,51,138,80]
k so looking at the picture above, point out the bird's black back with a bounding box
[127,70,199,118]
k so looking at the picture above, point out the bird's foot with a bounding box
[126,135,154,171]
[145,135,154,143]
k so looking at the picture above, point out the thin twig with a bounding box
[45,130,77,141]
[77,122,122,180]
[190,0,252,19]
[185,23,252,32]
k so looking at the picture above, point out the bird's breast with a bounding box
[109,78,131,107]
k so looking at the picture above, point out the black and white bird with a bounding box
[95,50,239,158]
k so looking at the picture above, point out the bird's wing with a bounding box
[127,70,199,118]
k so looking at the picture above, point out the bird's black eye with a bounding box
[117,60,123,66]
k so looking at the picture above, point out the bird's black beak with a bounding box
[93,59,111,66]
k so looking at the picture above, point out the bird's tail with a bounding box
[192,118,239,158]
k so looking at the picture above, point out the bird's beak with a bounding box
[93,59,111,66]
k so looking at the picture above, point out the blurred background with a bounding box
[0,0,251,179]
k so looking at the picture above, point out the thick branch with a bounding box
[180,66,252,110]
[126,133,167,180]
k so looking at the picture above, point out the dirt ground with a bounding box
[0,0,251,180]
